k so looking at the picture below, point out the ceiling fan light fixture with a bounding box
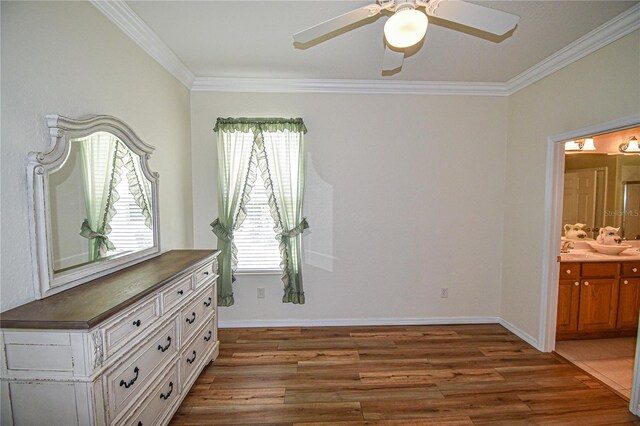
[384,8,428,49]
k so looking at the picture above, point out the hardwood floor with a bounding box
[170,324,640,425]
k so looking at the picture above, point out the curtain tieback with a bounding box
[278,218,309,239]
[211,218,234,242]
[79,219,116,251]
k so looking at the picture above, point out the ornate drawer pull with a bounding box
[204,330,212,342]
[566,269,572,274]
[186,312,196,324]
[574,282,579,286]
[204,297,212,307]
[160,382,174,400]
[203,271,210,276]
[119,366,139,389]
[178,290,184,295]
[132,319,141,327]
[157,336,172,352]
[187,350,197,364]
[584,281,589,286]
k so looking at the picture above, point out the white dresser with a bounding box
[0,250,220,426]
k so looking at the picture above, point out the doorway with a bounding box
[540,114,640,415]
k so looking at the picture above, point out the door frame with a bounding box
[539,113,640,414]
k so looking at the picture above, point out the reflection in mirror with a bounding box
[49,132,154,272]
[623,181,640,240]
[562,127,640,241]
[28,115,160,299]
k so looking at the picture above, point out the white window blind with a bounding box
[234,173,281,272]
[108,173,153,254]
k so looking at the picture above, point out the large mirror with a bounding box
[562,127,640,241]
[28,115,160,299]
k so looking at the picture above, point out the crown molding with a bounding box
[93,1,638,96]
[507,3,640,95]
[90,0,194,88]
[191,77,509,96]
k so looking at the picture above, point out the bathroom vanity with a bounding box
[557,255,640,340]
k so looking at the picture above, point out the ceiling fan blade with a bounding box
[293,5,382,44]
[428,0,520,36]
[382,45,404,71]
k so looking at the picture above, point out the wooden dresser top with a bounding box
[0,250,220,330]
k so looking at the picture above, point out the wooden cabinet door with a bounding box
[578,278,619,331]
[617,278,640,329]
[557,279,580,332]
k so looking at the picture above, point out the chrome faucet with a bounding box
[561,241,574,253]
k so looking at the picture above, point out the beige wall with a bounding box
[501,30,640,341]
[191,92,508,324]
[0,1,194,310]
[2,1,637,336]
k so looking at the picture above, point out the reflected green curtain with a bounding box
[78,134,125,261]
[123,150,152,229]
[213,118,308,305]
[210,126,257,306]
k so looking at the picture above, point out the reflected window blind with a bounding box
[235,173,281,272]
[108,174,153,254]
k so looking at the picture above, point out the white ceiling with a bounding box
[127,0,638,82]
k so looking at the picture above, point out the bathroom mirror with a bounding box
[28,115,160,299]
[563,153,640,240]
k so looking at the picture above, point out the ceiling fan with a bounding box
[293,0,520,72]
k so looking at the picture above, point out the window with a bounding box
[108,173,153,254]
[234,173,281,272]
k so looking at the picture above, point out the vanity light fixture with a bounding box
[565,138,596,152]
[564,140,582,151]
[581,138,596,151]
[619,136,640,153]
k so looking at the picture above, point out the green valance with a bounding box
[214,118,307,134]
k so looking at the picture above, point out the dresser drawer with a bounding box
[181,287,215,343]
[161,275,193,312]
[181,318,215,388]
[559,263,580,279]
[621,262,640,277]
[194,260,216,289]
[103,296,160,357]
[121,361,180,426]
[582,262,618,277]
[106,317,178,421]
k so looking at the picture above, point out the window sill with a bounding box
[236,269,281,275]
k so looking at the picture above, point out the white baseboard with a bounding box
[219,316,500,329]
[498,318,539,349]
[219,316,540,351]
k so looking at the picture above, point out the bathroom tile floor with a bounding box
[556,337,637,399]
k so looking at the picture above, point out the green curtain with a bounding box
[210,126,257,306]
[78,133,125,261]
[259,128,308,304]
[212,118,308,305]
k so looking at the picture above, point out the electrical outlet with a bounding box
[257,287,265,299]
[441,288,449,298]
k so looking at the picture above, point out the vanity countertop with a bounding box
[0,249,220,330]
[559,249,640,263]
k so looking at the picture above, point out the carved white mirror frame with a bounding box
[28,115,161,299]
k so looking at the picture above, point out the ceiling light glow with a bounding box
[384,8,428,49]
